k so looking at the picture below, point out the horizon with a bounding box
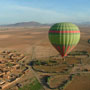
[1,21,90,26]
[0,0,90,25]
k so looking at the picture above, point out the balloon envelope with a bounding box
[48,22,80,57]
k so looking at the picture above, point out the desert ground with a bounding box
[0,26,89,90]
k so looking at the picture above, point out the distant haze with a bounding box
[0,21,90,27]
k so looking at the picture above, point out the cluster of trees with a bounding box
[33,60,58,66]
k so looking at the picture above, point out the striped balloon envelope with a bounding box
[48,22,80,57]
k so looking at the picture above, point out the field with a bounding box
[49,75,69,88]
[64,74,90,90]
[0,26,89,90]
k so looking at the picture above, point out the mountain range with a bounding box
[0,21,90,27]
[0,21,51,27]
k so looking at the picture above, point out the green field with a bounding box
[19,79,44,90]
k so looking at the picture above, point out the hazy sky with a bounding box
[0,0,90,24]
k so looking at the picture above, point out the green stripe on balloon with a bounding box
[50,23,79,31]
[49,34,80,45]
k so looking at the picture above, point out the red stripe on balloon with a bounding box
[49,31,80,33]
[62,46,65,57]
[70,46,75,51]
[64,46,70,56]
[57,46,63,56]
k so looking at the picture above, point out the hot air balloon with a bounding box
[49,22,80,58]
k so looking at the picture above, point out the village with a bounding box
[0,50,28,90]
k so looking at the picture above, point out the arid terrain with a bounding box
[0,26,89,90]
